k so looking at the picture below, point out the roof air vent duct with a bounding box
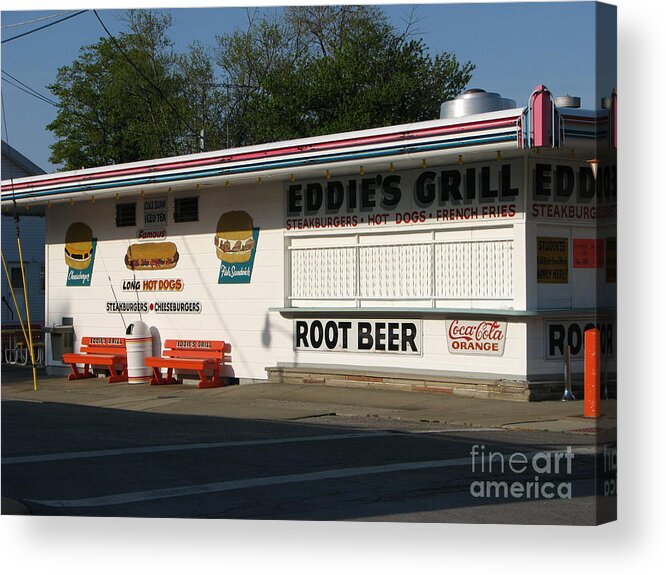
[554,95,581,108]
[439,88,516,119]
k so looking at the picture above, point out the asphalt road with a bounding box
[2,395,615,524]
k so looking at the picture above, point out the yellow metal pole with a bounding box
[15,238,38,391]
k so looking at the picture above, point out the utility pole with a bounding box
[199,128,206,153]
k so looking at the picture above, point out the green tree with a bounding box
[47,10,221,169]
[216,5,475,146]
[47,7,474,169]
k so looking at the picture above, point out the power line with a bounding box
[1,92,20,222]
[2,77,56,107]
[92,10,197,138]
[1,69,169,142]
[1,71,59,107]
[2,11,77,30]
[2,70,57,104]
[1,10,88,44]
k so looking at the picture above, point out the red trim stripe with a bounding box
[1,116,517,193]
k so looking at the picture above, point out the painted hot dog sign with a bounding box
[125,242,179,270]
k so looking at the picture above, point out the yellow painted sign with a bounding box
[537,237,568,284]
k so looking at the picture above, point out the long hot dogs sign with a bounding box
[111,276,199,313]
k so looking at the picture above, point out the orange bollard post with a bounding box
[584,328,601,418]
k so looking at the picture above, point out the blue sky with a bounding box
[1,2,615,172]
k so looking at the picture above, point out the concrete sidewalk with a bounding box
[1,367,616,436]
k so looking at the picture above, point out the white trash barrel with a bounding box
[125,321,153,384]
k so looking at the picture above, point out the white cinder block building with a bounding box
[1,86,616,400]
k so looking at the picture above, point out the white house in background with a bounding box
[1,140,46,328]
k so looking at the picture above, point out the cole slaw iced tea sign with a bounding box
[143,197,168,228]
[446,319,507,355]
[215,211,260,284]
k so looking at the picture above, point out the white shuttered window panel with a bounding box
[289,235,513,304]
[359,244,432,299]
[435,240,513,299]
[291,246,356,299]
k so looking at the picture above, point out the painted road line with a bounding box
[2,428,504,465]
[28,446,598,509]
[29,457,472,508]
[2,432,394,465]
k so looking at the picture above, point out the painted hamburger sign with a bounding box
[445,319,507,356]
[65,222,97,286]
[215,210,260,284]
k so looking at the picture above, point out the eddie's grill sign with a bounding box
[445,319,507,356]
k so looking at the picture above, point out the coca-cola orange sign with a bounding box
[445,319,507,356]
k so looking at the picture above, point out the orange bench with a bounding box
[144,339,227,388]
[62,336,128,383]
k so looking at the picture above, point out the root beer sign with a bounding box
[545,320,614,359]
[445,319,507,356]
[294,319,422,355]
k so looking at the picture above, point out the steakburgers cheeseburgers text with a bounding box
[214,211,255,263]
[64,222,94,270]
[125,242,179,270]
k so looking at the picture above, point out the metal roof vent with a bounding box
[554,95,581,108]
[439,88,516,119]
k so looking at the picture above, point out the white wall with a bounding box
[44,153,616,383]
[46,182,289,380]
[45,170,530,380]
